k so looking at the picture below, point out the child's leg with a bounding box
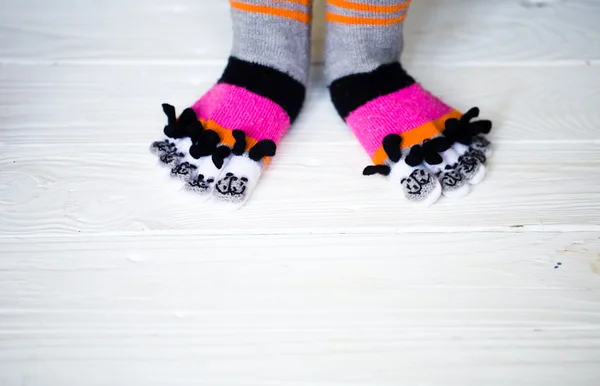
[324,0,492,207]
[150,0,312,208]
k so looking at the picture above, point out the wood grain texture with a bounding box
[1,0,600,384]
[1,0,599,64]
[1,64,600,145]
[1,233,599,385]
[0,142,599,235]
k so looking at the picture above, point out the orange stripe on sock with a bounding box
[400,122,440,149]
[230,1,310,23]
[199,119,273,165]
[326,11,407,26]
[328,0,410,14]
[370,110,461,165]
[274,0,312,6]
[433,109,462,132]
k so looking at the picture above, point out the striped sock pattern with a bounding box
[231,0,313,83]
[325,0,493,207]
[150,0,311,208]
[324,0,410,82]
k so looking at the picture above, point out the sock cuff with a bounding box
[328,61,415,118]
[326,0,411,26]
[219,56,306,122]
[231,0,313,24]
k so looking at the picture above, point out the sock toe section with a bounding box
[211,155,265,209]
[185,156,229,199]
[466,162,486,185]
[423,147,471,199]
[441,182,470,199]
[150,137,178,157]
[418,181,443,208]
[151,51,307,206]
[158,150,184,169]
[170,160,198,182]
[387,162,442,206]
[430,166,470,199]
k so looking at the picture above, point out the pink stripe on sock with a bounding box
[191,84,290,143]
[346,84,453,156]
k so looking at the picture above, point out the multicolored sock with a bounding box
[325,0,493,206]
[150,0,311,208]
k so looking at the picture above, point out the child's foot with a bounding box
[151,57,306,208]
[149,0,311,208]
[150,105,200,170]
[331,63,492,206]
[324,0,492,207]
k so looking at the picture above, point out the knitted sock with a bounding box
[325,0,492,206]
[150,0,311,208]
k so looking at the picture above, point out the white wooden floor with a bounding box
[1,0,600,384]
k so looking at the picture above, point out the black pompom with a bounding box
[429,136,452,152]
[212,146,232,169]
[162,103,177,126]
[382,134,402,163]
[363,165,391,176]
[189,130,221,159]
[444,118,472,145]
[201,129,221,146]
[161,104,198,139]
[163,124,180,139]
[422,137,449,165]
[445,118,459,133]
[472,120,492,134]
[232,130,247,156]
[461,107,480,122]
[178,108,198,126]
[188,144,201,159]
[187,120,205,142]
[443,108,492,145]
[249,140,277,161]
[405,145,424,167]
[424,151,443,165]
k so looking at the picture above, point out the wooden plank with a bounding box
[0,233,599,385]
[1,64,600,145]
[1,232,599,310]
[0,0,599,384]
[0,142,599,235]
[0,0,599,64]
[403,0,600,65]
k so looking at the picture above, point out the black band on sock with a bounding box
[218,56,306,122]
[329,62,415,119]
